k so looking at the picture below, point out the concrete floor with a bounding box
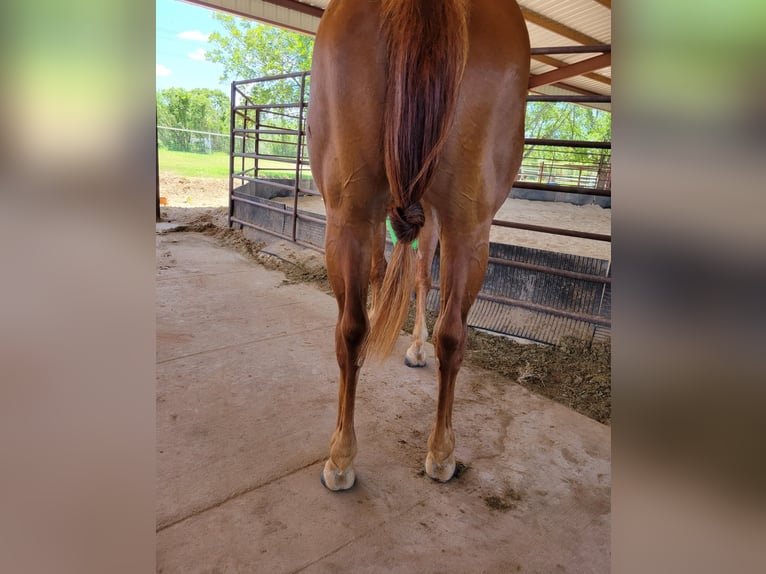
[156,229,611,573]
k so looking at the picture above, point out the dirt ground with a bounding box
[159,175,611,424]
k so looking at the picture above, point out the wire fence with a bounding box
[519,145,611,189]
[157,126,229,154]
[157,123,303,161]
[158,129,610,190]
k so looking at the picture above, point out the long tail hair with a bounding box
[363,0,469,361]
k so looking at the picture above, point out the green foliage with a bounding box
[206,14,314,104]
[523,103,612,178]
[525,102,611,143]
[156,87,230,151]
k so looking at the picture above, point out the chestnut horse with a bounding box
[307,0,529,490]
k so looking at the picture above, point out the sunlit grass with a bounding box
[158,149,302,179]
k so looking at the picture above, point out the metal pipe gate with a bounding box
[228,71,611,345]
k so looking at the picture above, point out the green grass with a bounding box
[159,149,230,178]
[158,149,308,180]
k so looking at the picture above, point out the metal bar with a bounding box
[234,110,301,123]
[258,0,324,18]
[232,71,309,85]
[529,53,611,89]
[477,292,611,328]
[252,109,260,179]
[256,138,301,146]
[241,107,248,185]
[520,7,602,46]
[530,45,611,55]
[231,195,292,214]
[233,128,303,136]
[228,81,236,227]
[523,162,603,170]
[429,285,611,328]
[256,122,301,130]
[229,217,324,254]
[526,95,611,103]
[256,110,301,121]
[232,194,323,218]
[157,125,229,138]
[155,116,160,221]
[232,175,296,192]
[487,257,611,283]
[292,72,308,242]
[258,139,299,148]
[296,212,326,225]
[534,53,612,86]
[232,152,304,164]
[235,103,303,110]
[491,219,611,242]
[242,181,318,196]
[524,138,611,149]
[513,181,611,197]
[255,120,304,130]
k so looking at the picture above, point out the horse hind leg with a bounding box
[321,222,376,491]
[425,232,489,481]
[405,212,438,368]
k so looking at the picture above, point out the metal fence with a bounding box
[519,139,611,190]
[228,71,611,345]
[157,126,231,154]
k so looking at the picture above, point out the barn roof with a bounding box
[188,0,611,110]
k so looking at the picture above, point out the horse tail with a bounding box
[363,0,469,361]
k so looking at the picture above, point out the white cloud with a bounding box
[177,30,209,42]
[187,48,207,61]
[156,64,172,77]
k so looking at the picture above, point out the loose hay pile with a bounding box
[403,309,611,425]
[465,332,611,425]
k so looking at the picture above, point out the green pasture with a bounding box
[158,149,306,179]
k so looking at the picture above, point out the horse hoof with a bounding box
[425,452,456,482]
[321,460,356,491]
[404,356,426,368]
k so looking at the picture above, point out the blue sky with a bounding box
[156,0,232,93]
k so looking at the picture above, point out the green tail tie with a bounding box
[386,216,419,249]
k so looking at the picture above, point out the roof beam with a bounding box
[593,0,612,9]
[529,81,603,97]
[261,0,323,18]
[533,54,611,86]
[549,82,603,97]
[191,0,322,34]
[529,53,611,88]
[530,45,610,55]
[521,7,603,46]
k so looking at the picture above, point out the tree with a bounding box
[156,87,230,151]
[206,14,314,104]
[522,103,612,186]
[525,102,611,143]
